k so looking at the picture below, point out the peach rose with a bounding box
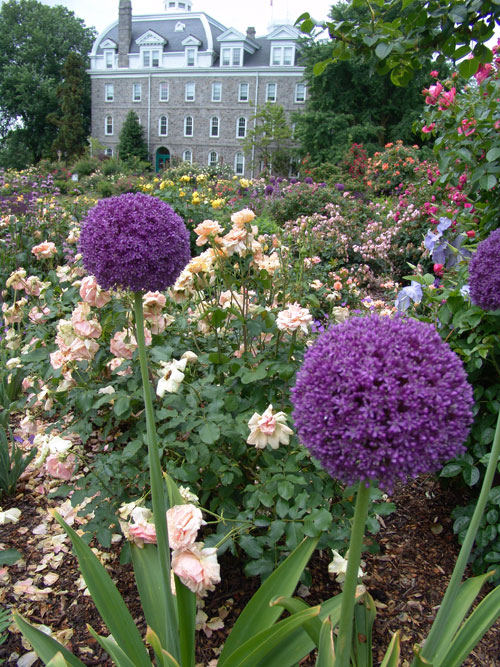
[194,219,224,246]
[276,303,312,335]
[79,275,112,308]
[230,208,256,228]
[110,330,137,359]
[71,303,102,339]
[143,291,167,317]
[32,241,57,259]
[167,504,205,551]
[28,306,50,324]
[171,543,220,596]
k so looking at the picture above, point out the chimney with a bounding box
[246,26,256,40]
[118,0,132,68]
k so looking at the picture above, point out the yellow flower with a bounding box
[239,178,250,188]
[179,190,186,197]
[196,174,207,183]
[211,198,224,209]
[180,175,191,183]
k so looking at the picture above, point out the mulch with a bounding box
[1,471,500,666]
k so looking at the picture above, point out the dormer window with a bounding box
[271,45,294,66]
[104,51,115,69]
[143,49,160,67]
[186,47,196,66]
[221,47,242,67]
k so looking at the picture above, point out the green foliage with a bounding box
[266,181,340,224]
[0,425,37,496]
[118,111,149,164]
[0,607,11,645]
[48,53,89,161]
[297,0,498,85]
[0,0,95,164]
[241,103,295,176]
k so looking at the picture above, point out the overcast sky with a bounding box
[38,0,333,36]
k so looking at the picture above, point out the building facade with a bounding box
[89,0,306,176]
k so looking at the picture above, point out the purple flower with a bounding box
[79,193,190,292]
[264,185,274,195]
[469,228,500,310]
[335,183,345,191]
[291,315,473,490]
[290,178,298,184]
[304,177,313,184]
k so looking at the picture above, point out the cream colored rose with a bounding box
[167,504,205,551]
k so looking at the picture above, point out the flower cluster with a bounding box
[291,315,474,490]
[469,228,500,311]
[79,193,191,292]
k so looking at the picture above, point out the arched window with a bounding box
[183,150,193,163]
[210,116,219,138]
[159,115,168,136]
[234,152,245,175]
[105,115,113,135]
[208,151,218,167]
[184,115,193,136]
[236,117,247,138]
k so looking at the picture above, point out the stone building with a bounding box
[89,0,306,176]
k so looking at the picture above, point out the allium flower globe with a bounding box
[291,315,473,490]
[79,193,190,292]
[468,228,500,311]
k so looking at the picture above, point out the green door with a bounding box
[156,147,170,172]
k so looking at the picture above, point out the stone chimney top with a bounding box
[246,26,256,39]
[118,0,132,68]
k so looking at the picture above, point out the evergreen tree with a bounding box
[241,103,294,176]
[48,53,89,160]
[117,111,149,163]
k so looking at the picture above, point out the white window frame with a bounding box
[210,116,220,138]
[105,147,113,157]
[295,83,306,103]
[221,46,242,67]
[132,83,142,102]
[186,47,197,66]
[105,115,113,135]
[183,150,193,163]
[159,82,169,101]
[104,50,115,69]
[184,115,193,136]
[185,82,195,101]
[234,152,245,175]
[159,115,168,136]
[238,82,249,102]
[266,82,277,103]
[142,48,160,68]
[105,83,114,102]
[270,45,294,66]
[208,151,218,167]
[212,82,222,102]
[236,116,247,138]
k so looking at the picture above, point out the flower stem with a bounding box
[419,406,500,662]
[133,292,180,661]
[335,481,371,667]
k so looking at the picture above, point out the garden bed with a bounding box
[2,471,499,666]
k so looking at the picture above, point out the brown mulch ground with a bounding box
[1,473,500,666]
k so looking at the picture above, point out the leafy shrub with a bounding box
[0,426,37,496]
[266,181,338,224]
[72,156,100,177]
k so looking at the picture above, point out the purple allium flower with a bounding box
[304,176,313,184]
[264,185,274,195]
[335,183,345,191]
[79,193,190,292]
[469,228,500,311]
[291,315,473,490]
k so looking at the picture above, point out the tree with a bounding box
[293,33,440,164]
[117,111,149,163]
[297,0,499,86]
[241,103,295,176]
[48,53,89,161]
[0,0,95,165]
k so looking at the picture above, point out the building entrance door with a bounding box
[156,147,170,171]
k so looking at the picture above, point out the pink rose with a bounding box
[167,504,205,551]
[143,291,167,317]
[474,63,493,84]
[171,543,220,596]
[71,303,102,339]
[45,454,76,480]
[424,82,443,105]
[128,523,157,545]
[422,123,436,134]
[28,306,50,324]
[79,276,112,308]
[31,241,57,259]
[438,87,456,109]
[110,330,137,359]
